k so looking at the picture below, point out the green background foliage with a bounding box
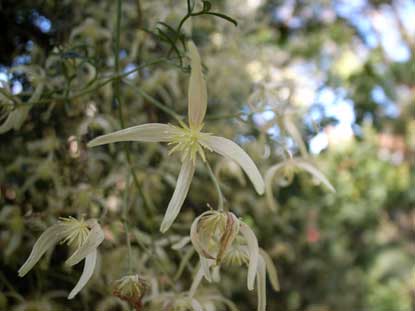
[0,0,413,310]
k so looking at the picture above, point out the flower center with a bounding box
[60,217,90,248]
[222,244,250,267]
[168,123,211,163]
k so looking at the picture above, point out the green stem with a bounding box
[112,0,157,232]
[123,175,133,273]
[27,57,179,106]
[114,0,134,274]
[205,161,225,211]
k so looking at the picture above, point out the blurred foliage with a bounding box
[0,0,414,310]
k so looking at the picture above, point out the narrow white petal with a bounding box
[68,249,97,299]
[240,222,259,291]
[201,136,264,195]
[190,214,215,259]
[18,223,67,277]
[0,112,16,134]
[189,265,205,297]
[200,257,212,282]
[190,214,213,281]
[260,249,280,292]
[0,106,31,134]
[294,159,335,192]
[190,215,205,255]
[172,236,191,250]
[212,265,221,283]
[209,296,239,311]
[283,117,308,157]
[256,255,267,311]
[160,160,195,233]
[87,123,180,147]
[264,162,286,211]
[66,221,104,266]
[191,298,205,311]
[187,41,207,129]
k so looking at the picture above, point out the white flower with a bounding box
[265,157,335,210]
[18,217,104,299]
[189,211,258,291]
[88,41,264,233]
[189,211,279,311]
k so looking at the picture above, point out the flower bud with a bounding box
[112,275,149,310]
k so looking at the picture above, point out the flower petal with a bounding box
[264,162,286,211]
[294,159,335,192]
[18,223,68,277]
[259,249,280,292]
[189,264,205,297]
[240,222,259,291]
[65,220,104,266]
[216,212,240,264]
[187,41,207,129]
[283,117,308,157]
[191,298,204,311]
[87,123,180,147]
[200,257,212,282]
[190,214,213,281]
[256,254,267,311]
[160,160,195,233]
[0,106,31,134]
[172,236,191,250]
[68,249,97,299]
[201,136,264,195]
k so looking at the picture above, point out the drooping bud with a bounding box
[112,275,149,311]
[190,210,240,266]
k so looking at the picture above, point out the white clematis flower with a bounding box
[18,217,105,299]
[265,157,335,210]
[88,42,265,233]
[189,210,279,311]
[189,211,258,290]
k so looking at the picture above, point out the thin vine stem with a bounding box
[123,175,133,273]
[205,160,225,211]
[114,0,134,274]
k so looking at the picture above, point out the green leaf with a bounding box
[193,12,238,26]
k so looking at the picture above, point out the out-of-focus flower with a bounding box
[70,17,111,42]
[0,66,45,134]
[18,217,104,299]
[169,296,205,311]
[265,157,335,210]
[88,42,264,233]
[0,81,26,134]
[248,81,309,157]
